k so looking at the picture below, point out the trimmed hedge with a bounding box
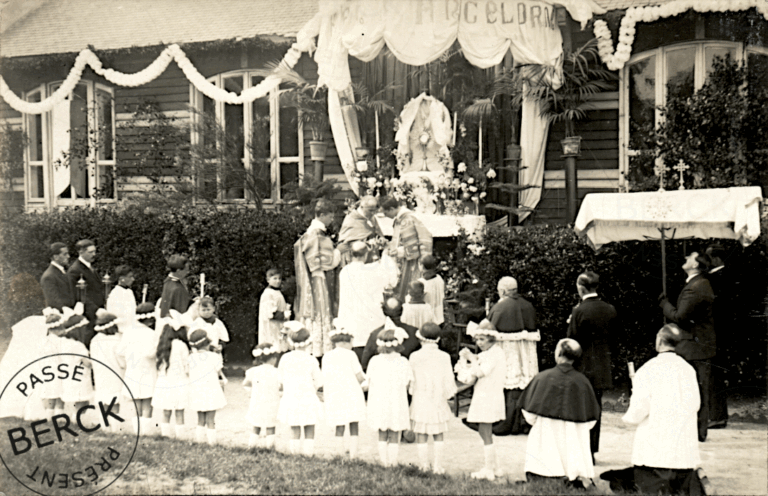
[1,207,765,392]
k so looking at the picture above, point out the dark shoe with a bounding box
[401,429,415,443]
[698,434,707,442]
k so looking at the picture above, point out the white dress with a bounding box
[258,287,288,351]
[59,337,94,403]
[523,411,596,480]
[0,316,49,418]
[189,317,230,348]
[90,331,126,404]
[106,285,137,333]
[152,339,190,410]
[366,352,413,431]
[409,343,457,434]
[245,364,280,428]
[188,350,227,412]
[400,302,435,330]
[41,332,65,401]
[466,344,506,423]
[277,349,322,426]
[117,323,158,400]
[322,347,366,426]
[420,275,445,325]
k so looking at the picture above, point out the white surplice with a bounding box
[522,410,595,480]
[106,285,137,333]
[622,352,701,469]
[337,259,397,347]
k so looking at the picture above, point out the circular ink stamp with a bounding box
[0,353,139,496]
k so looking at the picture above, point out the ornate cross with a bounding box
[654,156,669,192]
[673,159,690,190]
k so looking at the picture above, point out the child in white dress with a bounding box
[188,328,227,445]
[322,324,366,458]
[189,297,230,386]
[117,302,159,435]
[40,309,66,418]
[418,255,445,326]
[277,323,323,456]
[152,310,190,439]
[58,312,94,414]
[244,342,281,449]
[401,281,435,330]
[258,268,290,350]
[409,323,457,473]
[90,309,124,431]
[105,265,137,333]
[457,319,507,481]
[366,326,414,467]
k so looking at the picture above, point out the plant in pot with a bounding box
[254,63,330,165]
[345,82,396,161]
[523,38,617,155]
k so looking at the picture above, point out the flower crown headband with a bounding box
[62,316,89,335]
[190,335,209,348]
[329,319,353,339]
[376,326,409,348]
[415,330,439,344]
[466,320,500,339]
[252,344,280,358]
[94,320,117,332]
[46,304,85,331]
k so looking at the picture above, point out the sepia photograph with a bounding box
[0,0,766,494]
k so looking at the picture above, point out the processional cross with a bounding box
[673,159,690,190]
[654,156,669,192]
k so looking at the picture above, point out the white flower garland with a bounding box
[252,344,279,357]
[0,39,311,114]
[594,0,768,71]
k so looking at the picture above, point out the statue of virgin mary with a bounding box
[395,93,454,183]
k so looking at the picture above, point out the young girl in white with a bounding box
[106,265,137,333]
[409,322,457,473]
[58,310,94,417]
[277,322,322,456]
[189,297,230,386]
[152,310,190,439]
[322,323,366,458]
[117,302,159,435]
[40,308,66,418]
[188,328,227,445]
[91,309,124,431]
[366,325,414,467]
[258,268,290,351]
[456,319,507,481]
[243,342,281,449]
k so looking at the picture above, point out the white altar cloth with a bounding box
[375,214,486,239]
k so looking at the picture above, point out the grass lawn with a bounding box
[0,417,631,495]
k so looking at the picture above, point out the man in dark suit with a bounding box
[361,297,419,371]
[660,251,715,442]
[40,242,76,310]
[67,239,105,348]
[705,243,731,429]
[567,270,616,459]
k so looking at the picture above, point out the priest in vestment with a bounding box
[295,199,341,357]
[337,196,382,267]
[603,324,704,495]
[380,196,433,303]
[521,338,600,486]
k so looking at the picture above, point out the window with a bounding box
[191,71,302,202]
[23,81,115,206]
[620,41,767,184]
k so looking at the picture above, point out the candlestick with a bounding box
[76,276,87,303]
[628,361,635,378]
[200,273,205,297]
[453,111,457,147]
[102,272,112,301]
[141,284,148,303]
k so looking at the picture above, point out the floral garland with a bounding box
[0,33,314,114]
[594,0,768,71]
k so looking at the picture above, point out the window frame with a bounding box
[619,40,750,189]
[22,80,116,208]
[191,71,303,204]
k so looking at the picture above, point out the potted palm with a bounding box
[344,82,396,160]
[524,38,617,156]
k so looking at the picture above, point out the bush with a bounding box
[440,225,767,390]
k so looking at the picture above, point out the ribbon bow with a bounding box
[466,319,499,338]
[282,320,305,335]
[160,309,185,331]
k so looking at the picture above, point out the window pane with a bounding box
[251,76,272,200]
[705,46,737,81]
[629,55,656,149]
[223,76,245,199]
[666,47,695,100]
[279,105,299,157]
[30,165,44,198]
[97,89,113,161]
[64,84,89,199]
[26,92,43,162]
[201,94,216,152]
[279,162,298,199]
[747,52,768,92]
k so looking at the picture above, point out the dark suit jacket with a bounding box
[67,258,105,322]
[41,264,76,310]
[661,273,715,361]
[361,320,419,371]
[707,266,734,332]
[567,296,616,389]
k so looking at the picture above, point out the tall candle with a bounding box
[200,273,205,297]
[141,284,148,303]
[453,111,457,146]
